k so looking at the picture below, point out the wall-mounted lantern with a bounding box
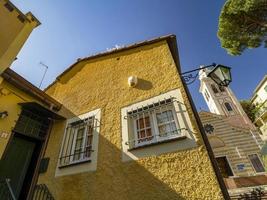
[207,64,232,87]
[128,76,138,87]
[180,63,232,87]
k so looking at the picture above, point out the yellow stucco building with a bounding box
[0,68,64,199]
[0,0,40,75]
[32,35,229,199]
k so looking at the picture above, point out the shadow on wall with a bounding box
[135,78,153,91]
[48,134,186,200]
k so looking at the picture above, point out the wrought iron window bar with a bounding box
[58,149,94,168]
[59,117,97,167]
[33,184,54,200]
[125,97,183,119]
[230,187,266,200]
[13,109,50,140]
[124,97,188,149]
[125,128,188,147]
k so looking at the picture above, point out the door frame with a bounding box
[26,119,53,200]
[1,116,53,200]
[215,155,235,177]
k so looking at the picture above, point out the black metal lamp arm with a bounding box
[180,63,216,85]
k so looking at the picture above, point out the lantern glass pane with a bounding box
[221,66,231,81]
[208,65,232,87]
[209,68,222,85]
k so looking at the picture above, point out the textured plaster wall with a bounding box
[40,41,224,200]
[0,1,38,74]
[0,81,46,158]
[0,0,23,57]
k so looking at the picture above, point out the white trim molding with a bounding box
[121,88,197,161]
[55,108,101,177]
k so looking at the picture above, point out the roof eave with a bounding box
[2,68,62,111]
[45,34,180,91]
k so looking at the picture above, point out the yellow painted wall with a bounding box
[0,0,40,74]
[0,80,44,158]
[39,41,224,199]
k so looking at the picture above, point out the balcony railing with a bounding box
[255,101,267,119]
[32,184,54,200]
[0,179,54,200]
[0,179,16,200]
[230,187,266,199]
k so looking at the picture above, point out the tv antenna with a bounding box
[39,62,49,89]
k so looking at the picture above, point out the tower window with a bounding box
[224,102,233,111]
[219,86,225,92]
[248,154,265,173]
[211,84,219,94]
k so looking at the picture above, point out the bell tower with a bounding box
[199,67,255,129]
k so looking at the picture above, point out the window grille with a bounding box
[125,98,187,148]
[13,109,50,140]
[59,116,95,167]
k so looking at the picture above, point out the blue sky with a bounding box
[10,0,267,110]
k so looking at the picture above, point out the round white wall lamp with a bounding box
[128,76,138,87]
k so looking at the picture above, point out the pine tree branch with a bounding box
[243,13,267,27]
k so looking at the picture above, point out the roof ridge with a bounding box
[44,34,178,91]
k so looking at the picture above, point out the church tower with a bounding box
[199,67,255,129]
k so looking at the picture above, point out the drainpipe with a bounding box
[181,78,231,199]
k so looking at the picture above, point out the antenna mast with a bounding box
[39,62,49,89]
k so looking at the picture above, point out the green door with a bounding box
[0,136,36,198]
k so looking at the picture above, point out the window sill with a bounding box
[128,135,187,151]
[58,159,91,169]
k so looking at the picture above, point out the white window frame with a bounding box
[121,89,198,162]
[56,108,101,175]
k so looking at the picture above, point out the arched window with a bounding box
[211,84,219,94]
[219,86,225,92]
[224,102,233,111]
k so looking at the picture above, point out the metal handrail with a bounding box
[0,179,16,200]
[33,184,54,200]
[255,101,267,119]
[230,187,266,199]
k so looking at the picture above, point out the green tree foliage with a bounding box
[218,0,267,55]
[240,100,257,122]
